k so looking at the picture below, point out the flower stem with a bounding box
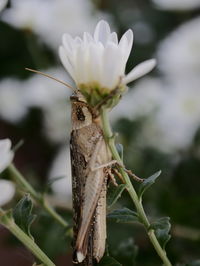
[8,164,68,228]
[100,108,172,266]
[0,208,55,266]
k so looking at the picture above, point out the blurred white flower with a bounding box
[111,77,164,122]
[24,67,71,108]
[59,20,156,94]
[48,146,72,208]
[0,79,28,123]
[0,0,7,12]
[43,102,71,144]
[141,78,200,153]
[133,21,155,45]
[0,180,15,206]
[157,16,200,79]
[152,0,200,11]
[2,0,105,49]
[23,67,72,143]
[0,139,14,173]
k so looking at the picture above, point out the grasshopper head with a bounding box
[70,91,93,130]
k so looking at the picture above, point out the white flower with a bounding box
[0,139,14,173]
[111,77,164,122]
[152,0,200,11]
[140,78,200,153]
[23,67,72,143]
[48,146,72,208]
[0,0,8,12]
[157,16,200,79]
[2,0,106,50]
[59,20,156,94]
[43,102,71,144]
[0,78,28,123]
[24,67,71,109]
[0,180,15,206]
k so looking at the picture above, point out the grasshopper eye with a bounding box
[72,103,92,130]
[76,106,85,121]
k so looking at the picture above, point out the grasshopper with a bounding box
[25,68,143,265]
[70,91,113,265]
[25,69,114,265]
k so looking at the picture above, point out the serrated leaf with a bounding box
[107,184,127,208]
[13,194,36,239]
[186,260,200,266]
[138,170,161,199]
[107,208,139,223]
[150,217,171,250]
[98,255,122,266]
[116,143,123,161]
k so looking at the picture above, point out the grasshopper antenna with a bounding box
[25,68,75,90]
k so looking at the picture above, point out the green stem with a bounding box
[100,108,172,266]
[0,208,55,266]
[8,164,68,228]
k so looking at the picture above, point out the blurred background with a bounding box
[0,0,200,265]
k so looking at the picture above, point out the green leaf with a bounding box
[186,260,200,266]
[138,170,161,199]
[13,194,36,239]
[107,184,127,208]
[112,238,138,265]
[116,143,123,161]
[107,208,139,224]
[150,217,171,250]
[98,255,122,266]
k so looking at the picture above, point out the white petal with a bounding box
[0,138,12,154]
[108,32,118,44]
[123,59,156,84]
[0,180,15,206]
[102,43,124,89]
[87,43,103,84]
[119,29,133,63]
[83,32,94,44]
[94,20,111,46]
[75,44,89,84]
[74,36,83,45]
[62,33,74,54]
[59,46,75,82]
[0,139,13,173]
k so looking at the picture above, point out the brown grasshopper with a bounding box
[25,68,143,265]
[70,91,113,265]
[25,69,114,265]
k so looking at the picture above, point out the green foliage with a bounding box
[0,209,13,225]
[13,194,36,239]
[186,260,200,266]
[138,170,162,199]
[150,217,171,250]
[107,208,139,224]
[112,238,138,266]
[107,184,127,208]
[98,255,122,266]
